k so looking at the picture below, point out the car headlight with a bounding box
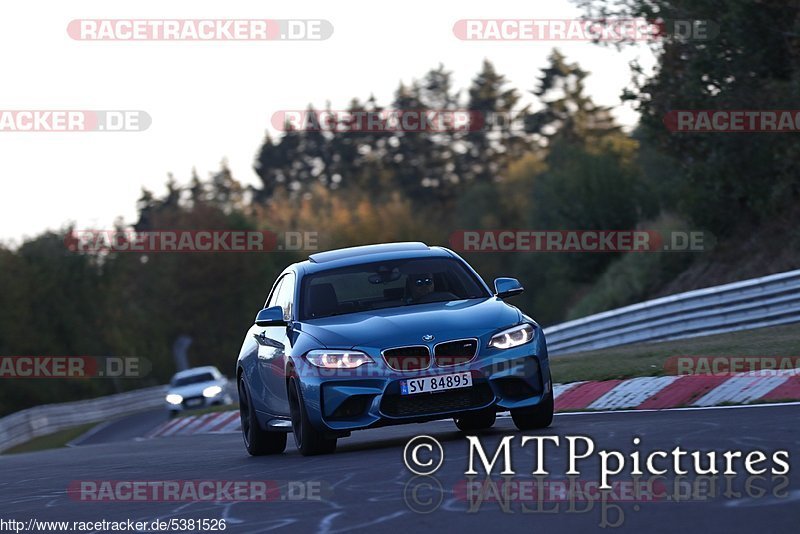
[166,394,183,405]
[305,350,374,369]
[489,324,534,349]
[203,385,223,398]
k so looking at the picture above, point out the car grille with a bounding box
[434,339,478,366]
[380,383,495,417]
[382,346,431,371]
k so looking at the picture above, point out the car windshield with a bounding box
[172,372,216,387]
[300,257,490,320]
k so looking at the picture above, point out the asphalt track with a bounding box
[69,410,170,446]
[1,404,799,533]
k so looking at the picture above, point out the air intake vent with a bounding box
[380,383,494,417]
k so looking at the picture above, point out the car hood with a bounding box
[299,298,522,349]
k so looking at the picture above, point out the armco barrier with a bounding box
[544,269,800,355]
[0,385,167,453]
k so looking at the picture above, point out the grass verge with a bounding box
[3,422,98,455]
[549,322,800,384]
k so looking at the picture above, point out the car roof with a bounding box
[171,366,220,379]
[296,243,456,275]
[308,242,430,263]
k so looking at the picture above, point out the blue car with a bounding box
[236,242,553,456]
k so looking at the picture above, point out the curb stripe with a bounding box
[147,417,182,438]
[637,375,730,410]
[694,374,790,407]
[588,376,679,410]
[159,415,198,437]
[194,412,233,433]
[207,411,240,432]
[555,380,621,411]
[214,417,242,433]
[762,374,800,401]
[175,413,216,435]
[553,382,584,400]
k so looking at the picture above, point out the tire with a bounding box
[288,377,337,456]
[239,376,287,456]
[454,409,496,432]
[511,391,554,431]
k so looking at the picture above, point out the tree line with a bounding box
[1,0,797,414]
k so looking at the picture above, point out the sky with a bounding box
[0,0,655,244]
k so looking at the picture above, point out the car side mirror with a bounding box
[255,306,287,327]
[494,277,524,299]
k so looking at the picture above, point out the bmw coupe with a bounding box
[236,242,553,456]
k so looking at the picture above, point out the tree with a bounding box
[577,0,800,234]
[525,50,653,281]
[462,60,531,185]
[526,49,619,143]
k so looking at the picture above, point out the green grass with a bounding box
[3,422,98,455]
[549,322,800,384]
[174,403,239,418]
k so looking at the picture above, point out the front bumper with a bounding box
[295,335,551,433]
[165,394,233,412]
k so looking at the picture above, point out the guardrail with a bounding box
[0,385,167,453]
[543,269,800,355]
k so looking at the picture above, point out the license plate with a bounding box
[400,372,472,395]
[185,398,203,407]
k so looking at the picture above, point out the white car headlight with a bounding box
[305,350,373,369]
[489,324,534,349]
[166,394,183,405]
[203,385,223,398]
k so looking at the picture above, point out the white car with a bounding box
[165,366,233,417]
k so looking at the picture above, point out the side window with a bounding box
[275,273,296,321]
[265,277,284,309]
